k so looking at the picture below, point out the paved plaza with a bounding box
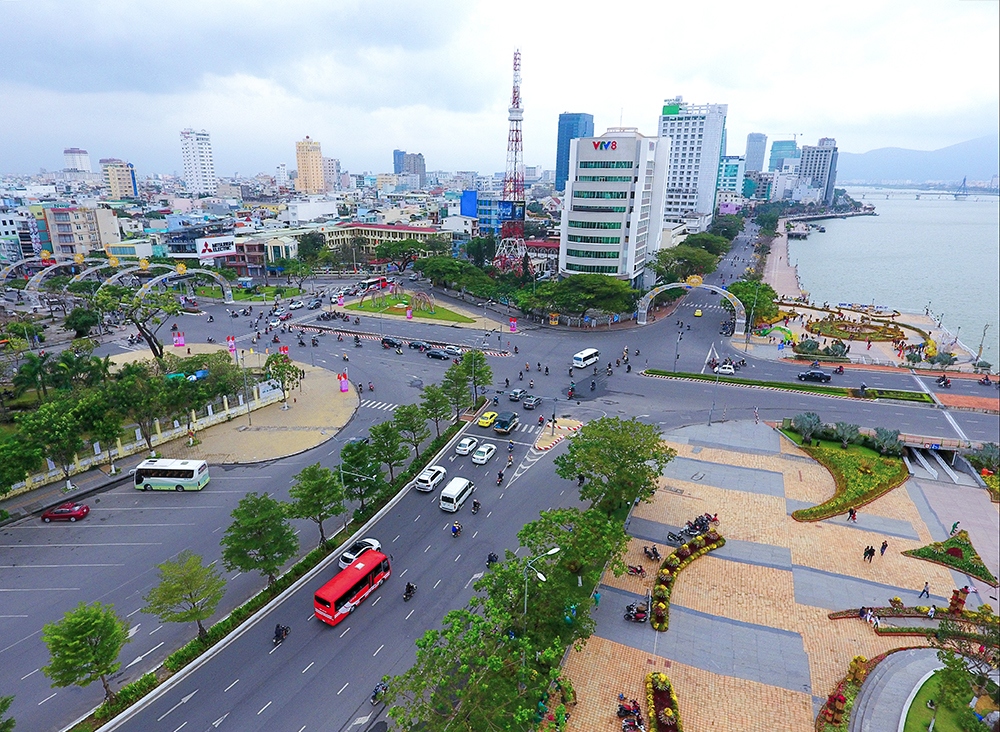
[562,420,998,732]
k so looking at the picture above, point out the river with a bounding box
[787,187,1000,366]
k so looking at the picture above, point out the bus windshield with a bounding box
[314,550,391,626]
[133,459,210,491]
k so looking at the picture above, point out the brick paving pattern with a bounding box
[557,421,996,732]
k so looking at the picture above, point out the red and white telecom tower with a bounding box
[493,49,529,273]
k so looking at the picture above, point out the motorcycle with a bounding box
[626,564,646,578]
[370,682,388,705]
[342,354,349,361]
[643,545,661,561]
[538,416,545,426]
[834,365,845,375]
[368,382,375,392]
[271,336,280,343]
[354,341,363,348]
[471,500,480,515]
[312,338,319,347]
[272,624,290,646]
[206,336,216,343]
[403,584,417,602]
[937,377,952,388]
[591,380,596,391]
[170,323,179,331]
[207,315,214,323]
[451,524,462,538]
[623,603,648,622]
[979,377,992,386]
[486,552,499,567]
[496,472,504,486]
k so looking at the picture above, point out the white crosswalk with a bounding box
[360,400,399,411]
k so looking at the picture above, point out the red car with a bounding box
[41,502,90,523]
[278,312,293,321]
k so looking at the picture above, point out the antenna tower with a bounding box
[493,49,528,273]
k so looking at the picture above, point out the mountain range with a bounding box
[835,135,998,184]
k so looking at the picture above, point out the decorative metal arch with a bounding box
[637,281,747,335]
[137,268,234,304]
[100,264,174,289]
[25,258,106,291]
[0,256,52,287]
[70,262,120,284]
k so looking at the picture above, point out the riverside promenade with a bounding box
[762,220,805,300]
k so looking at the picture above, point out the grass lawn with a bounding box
[195,285,304,301]
[903,672,965,732]
[644,370,933,403]
[345,295,476,324]
[902,530,998,587]
[781,430,909,521]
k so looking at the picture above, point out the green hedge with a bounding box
[92,673,158,723]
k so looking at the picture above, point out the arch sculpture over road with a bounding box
[637,278,747,335]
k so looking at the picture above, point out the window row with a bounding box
[566,263,619,274]
[578,161,633,169]
[576,176,634,182]
[567,220,622,230]
[566,248,620,259]
[567,234,621,244]
[571,205,627,213]
[573,191,628,199]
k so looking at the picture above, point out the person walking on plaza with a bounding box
[847,507,857,523]
[880,540,888,557]
[919,581,930,599]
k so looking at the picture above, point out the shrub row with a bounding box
[92,673,158,724]
[650,531,725,631]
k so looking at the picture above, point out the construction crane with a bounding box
[773,132,803,142]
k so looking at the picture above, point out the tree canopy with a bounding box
[681,232,731,256]
[221,492,299,585]
[94,286,179,361]
[725,279,779,323]
[286,463,345,546]
[376,237,448,274]
[707,214,744,241]
[651,245,718,283]
[525,274,638,319]
[142,550,226,640]
[42,602,130,702]
[554,416,676,514]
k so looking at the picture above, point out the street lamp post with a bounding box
[238,350,252,427]
[523,546,561,623]
[673,329,682,373]
[707,371,720,426]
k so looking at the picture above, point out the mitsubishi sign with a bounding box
[196,235,236,260]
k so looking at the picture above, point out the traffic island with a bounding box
[533,418,583,451]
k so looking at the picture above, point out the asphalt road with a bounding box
[3,275,998,731]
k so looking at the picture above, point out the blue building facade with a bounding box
[555,112,594,192]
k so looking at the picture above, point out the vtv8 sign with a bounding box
[592,140,617,150]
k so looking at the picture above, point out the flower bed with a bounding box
[984,473,999,503]
[650,531,725,631]
[815,649,924,731]
[806,318,904,342]
[646,672,683,731]
[902,530,998,587]
[784,438,909,522]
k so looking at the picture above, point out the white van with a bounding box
[572,348,601,369]
[439,477,475,512]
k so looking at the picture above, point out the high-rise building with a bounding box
[179,128,217,195]
[322,157,341,191]
[393,149,406,175]
[744,133,767,173]
[295,137,324,194]
[559,127,668,286]
[402,152,426,187]
[798,138,839,205]
[43,205,120,255]
[275,163,289,188]
[555,113,594,192]
[100,159,138,199]
[768,140,799,172]
[658,96,728,226]
[63,148,91,173]
[717,156,746,193]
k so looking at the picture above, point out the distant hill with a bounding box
[836,136,999,184]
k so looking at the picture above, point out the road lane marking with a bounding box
[339,627,350,638]
[424,545,431,553]
[406,609,415,620]
[172,723,187,732]
[392,534,400,542]
[0,588,80,592]
[373,644,384,656]
[126,641,164,668]
[157,690,198,721]
[128,624,140,638]
[258,701,272,715]
[338,682,349,694]
[302,662,314,673]
[38,693,57,705]
[127,608,142,618]
[399,569,407,577]
[150,626,162,635]
[454,554,461,562]
[224,679,239,692]
[20,669,38,680]
[372,596,381,607]
[433,579,442,589]
[0,563,126,568]
[413,514,420,522]
[0,543,160,548]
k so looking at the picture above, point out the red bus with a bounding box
[314,550,391,626]
[359,276,388,291]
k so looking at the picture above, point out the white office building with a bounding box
[63,147,91,173]
[798,138,839,206]
[180,128,218,195]
[275,163,289,188]
[559,128,668,287]
[658,97,728,226]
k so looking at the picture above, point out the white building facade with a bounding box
[180,128,218,195]
[559,128,669,287]
[658,97,728,225]
[798,138,839,205]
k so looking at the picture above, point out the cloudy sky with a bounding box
[1,0,997,178]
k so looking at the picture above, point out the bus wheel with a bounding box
[175,485,184,492]
[143,484,152,491]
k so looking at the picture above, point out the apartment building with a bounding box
[180,128,218,195]
[658,97,728,225]
[295,137,324,194]
[43,205,121,255]
[101,159,138,199]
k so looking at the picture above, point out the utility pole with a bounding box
[976,324,990,366]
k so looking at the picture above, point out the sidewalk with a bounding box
[1,344,357,520]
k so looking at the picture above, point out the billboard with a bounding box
[497,201,525,222]
[196,235,236,259]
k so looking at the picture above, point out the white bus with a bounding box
[572,348,601,369]
[133,459,211,491]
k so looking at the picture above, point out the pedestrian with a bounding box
[862,546,870,562]
[872,614,880,630]
[858,606,867,619]
[880,540,888,557]
[593,591,601,608]
[867,546,875,563]
[847,507,856,522]
[927,605,935,619]
[919,582,930,599]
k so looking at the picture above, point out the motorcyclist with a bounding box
[404,581,416,596]
[497,470,504,484]
[472,499,481,512]
[508,440,514,452]
[368,381,374,392]
[451,522,462,537]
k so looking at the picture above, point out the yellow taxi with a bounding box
[477,411,498,428]
[694,309,703,317]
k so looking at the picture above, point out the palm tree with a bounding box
[13,352,52,402]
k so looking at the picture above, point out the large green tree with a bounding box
[0,432,43,496]
[419,383,452,437]
[651,245,718,283]
[17,397,86,479]
[42,602,130,702]
[530,274,638,319]
[263,353,300,404]
[221,492,299,586]
[339,440,388,514]
[64,307,100,338]
[113,361,190,449]
[554,416,676,515]
[460,349,493,401]
[725,279,778,324]
[0,694,14,732]
[369,420,409,482]
[463,237,496,269]
[287,463,345,546]
[441,363,472,421]
[94,286,180,361]
[376,238,437,274]
[296,231,327,263]
[682,232,731,256]
[393,403,430,458]
[707,215,744,241]
[142,550,226,640]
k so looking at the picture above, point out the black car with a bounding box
[381,336,404,349]
[426,349,450,360]
[492,411,519,434]
[409,340,431,350]
[307,299,323,309]
[798,369,831,383]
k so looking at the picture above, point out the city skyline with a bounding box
[0,0,997,177]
